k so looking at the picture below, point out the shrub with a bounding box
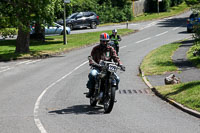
[0,28,17,39]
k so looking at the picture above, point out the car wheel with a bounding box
[187,28,192,33]
[61,30,69,35]
[90,22,97,29]
[67,24,73,30]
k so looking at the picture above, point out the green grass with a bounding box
[187,44,200,68]
[0,29,134,61]
[156,81,200,112]
[141,42,182,75]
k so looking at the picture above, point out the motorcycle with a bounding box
[86,56,125,113]
[108,40,119,55]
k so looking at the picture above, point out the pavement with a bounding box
[140,38,200,118]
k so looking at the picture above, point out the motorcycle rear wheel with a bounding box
[104,87,116,113]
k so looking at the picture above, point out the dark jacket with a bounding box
[89,44,122,65]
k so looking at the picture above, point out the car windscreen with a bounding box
[67,13,78,19]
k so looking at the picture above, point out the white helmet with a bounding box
[112,29,117,34]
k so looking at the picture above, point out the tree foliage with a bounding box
[147,0,184,12]
[0,0,61,53]
[185,0,199,5]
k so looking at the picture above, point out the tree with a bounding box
[185,0,199,5]
[0,0,61,53]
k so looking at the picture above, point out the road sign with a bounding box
[64,0,70,3]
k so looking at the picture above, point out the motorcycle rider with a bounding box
[109,29,121,55]
[86,33,125,98]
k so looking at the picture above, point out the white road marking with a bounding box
[136,37,151,44]
[0,66,9,69]
[155,31,169,37]
[0,68,12,73]
[140,21,158,30]
[34,60,88,133]
[172,27,180,30]
[26,60,41,65]
[120,46,127,49]
[16,60,32,65]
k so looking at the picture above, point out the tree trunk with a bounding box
[30,22,45,42]
[15,26,30,53]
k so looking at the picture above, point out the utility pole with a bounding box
[63,0,70,45]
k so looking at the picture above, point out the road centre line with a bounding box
[120,46,127,49]
[34,60,88,133]
[0,68,12,73]
[172,26,180,31]
[0,66,9,69]
[136,37,151,44]
[155,31,169,37]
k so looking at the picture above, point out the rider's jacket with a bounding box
[109,34,121,44]
[89,44,122,65]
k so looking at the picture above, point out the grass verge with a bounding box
[0,29,134,61]
[156,81,200,112]
[140,42,182,75]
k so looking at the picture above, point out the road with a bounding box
[0,11,200,133]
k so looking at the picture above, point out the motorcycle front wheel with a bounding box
[90,97,97,107]
[104,87,116,113]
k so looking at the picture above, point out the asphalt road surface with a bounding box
[0,11,200,133]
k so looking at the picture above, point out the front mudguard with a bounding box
[111,78,117,87]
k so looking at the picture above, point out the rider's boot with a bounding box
[86,89,94,98]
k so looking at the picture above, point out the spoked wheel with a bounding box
[104,87,116,113]
[90,97,97,107]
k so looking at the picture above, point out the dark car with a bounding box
[57,12,99,30]
[187,13,200,33]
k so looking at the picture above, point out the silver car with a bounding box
[31,22,71,35]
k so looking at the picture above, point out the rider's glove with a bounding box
[119,64,126,71]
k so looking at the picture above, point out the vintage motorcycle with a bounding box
[86,56,125,113]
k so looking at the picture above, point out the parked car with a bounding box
[57,12,100,30]
[187,13,200,33]
[30,22,71,35]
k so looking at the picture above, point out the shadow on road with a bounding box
[48,104,104,115]
[157,17,187,28]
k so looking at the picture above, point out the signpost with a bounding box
[63,0,70,45]
[157,0,162,14]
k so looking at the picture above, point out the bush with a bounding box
[0,28,17,39]
[65,0,132,24]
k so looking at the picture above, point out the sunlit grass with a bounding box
[0,29,134,61]
[156,81,200,112]
[141,42,182,75]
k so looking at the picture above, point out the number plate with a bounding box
[108,64,117,72]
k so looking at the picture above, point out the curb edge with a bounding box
[139,67,200,118]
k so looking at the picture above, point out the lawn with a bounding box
[156,81,200,112]
[0,29,134,61]
[140,42,182,75]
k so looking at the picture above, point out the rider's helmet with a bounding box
[100,33,110,41]
[112,29,117,35]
